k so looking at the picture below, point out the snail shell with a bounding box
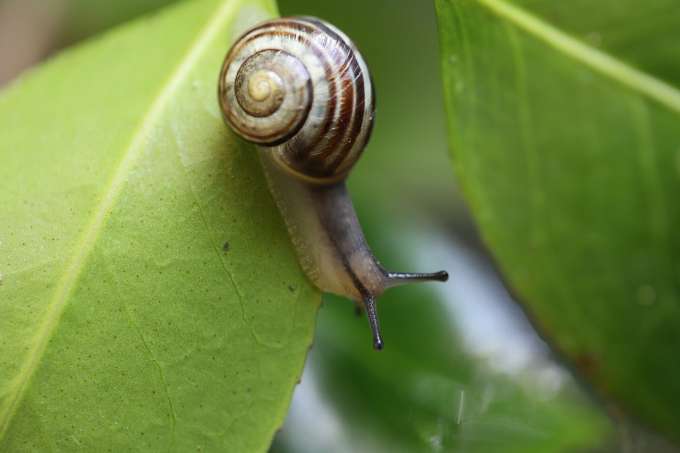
[219,17,375,183]
[218,17,447,350]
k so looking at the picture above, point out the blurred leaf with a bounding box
[274,210,612,453]
[0,0,320,451]
[312,302,607,453]
[60,0,183,43]
[436,0,680,442]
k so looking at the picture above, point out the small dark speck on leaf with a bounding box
[288,285,295,293]
[223,241,230,253]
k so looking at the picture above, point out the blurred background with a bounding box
[1,0,673,451]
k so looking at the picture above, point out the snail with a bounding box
[218,16,448,350]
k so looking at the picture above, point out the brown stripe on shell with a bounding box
[285,18,362,178]
[279,18,343,157]
[334,67,375,174]
[302,17,370,177]
[268,35,338,174]
[301,18,359,160]
[295,61,352,177]
[316,53,357,172]
[326,55,365,175]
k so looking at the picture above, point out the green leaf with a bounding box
[436,0,680,441]
[0,0,320,451]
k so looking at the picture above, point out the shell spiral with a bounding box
[219,17,375,183]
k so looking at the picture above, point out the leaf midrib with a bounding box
[474,0,680,113]
[0,0,242,439]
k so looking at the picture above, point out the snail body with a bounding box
[219,17,448,350]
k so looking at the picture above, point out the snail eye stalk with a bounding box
[363,295,384,351]
[386,271,449,286]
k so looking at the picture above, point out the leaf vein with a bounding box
[173,155,271,349]
[121,301,178,443]
[474,0,680,113]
